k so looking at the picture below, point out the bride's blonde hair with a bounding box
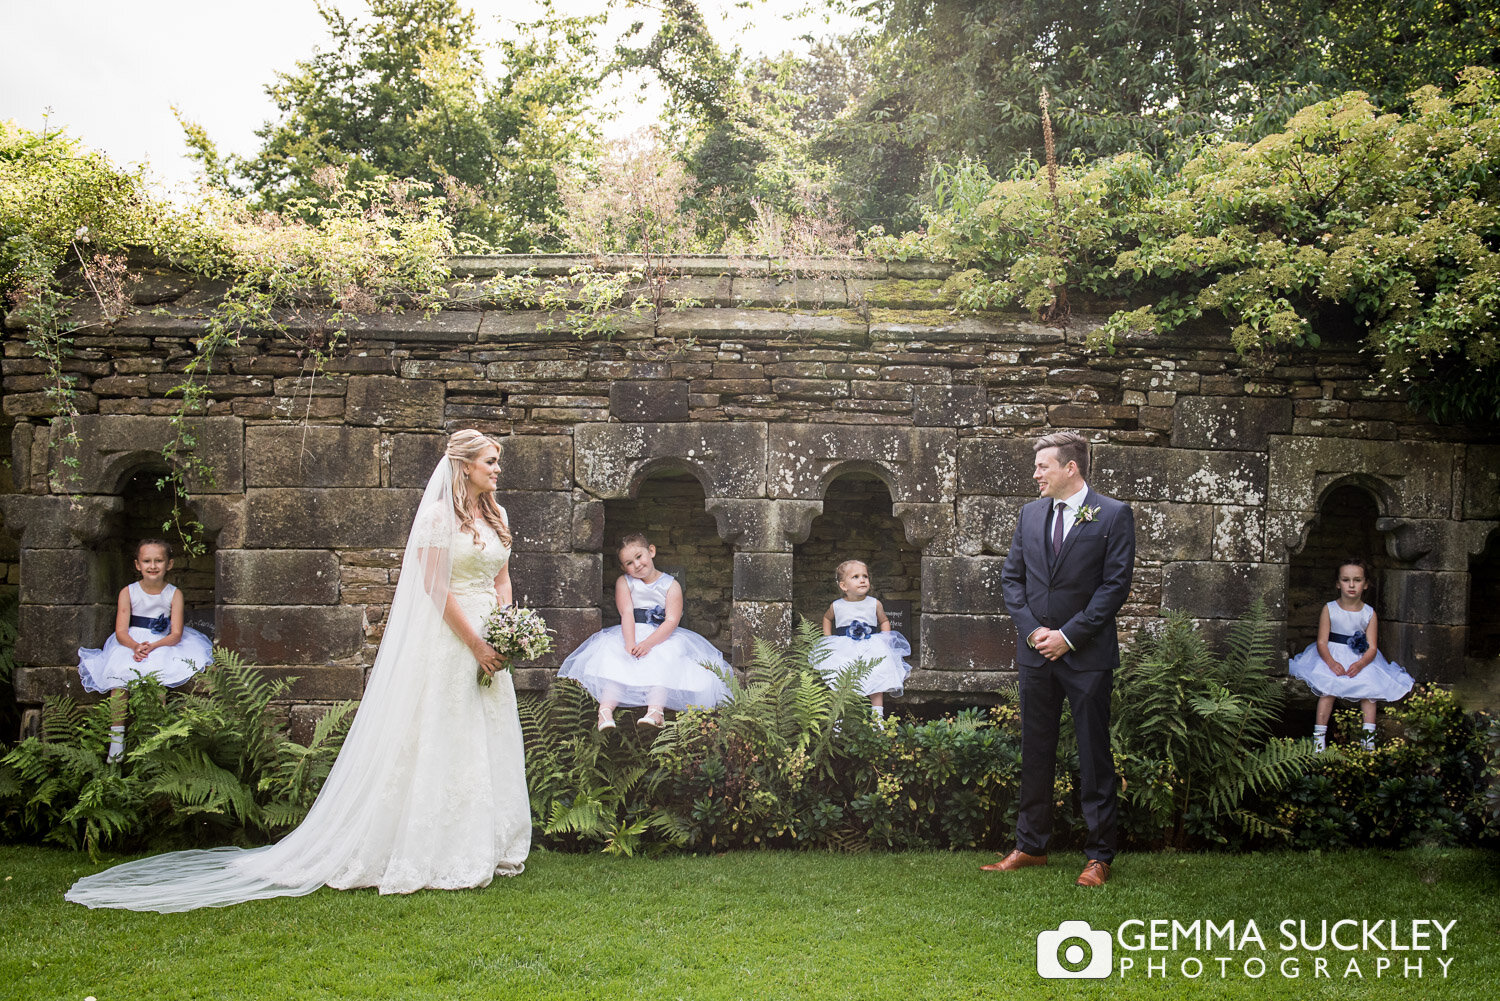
[446,430,512,548]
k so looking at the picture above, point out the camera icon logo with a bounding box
[1036,920,1113,979]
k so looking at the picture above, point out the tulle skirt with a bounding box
[815,632,912,697]
[1288,642,1414,701]
[557,624,731,710]
[77,625,214,693]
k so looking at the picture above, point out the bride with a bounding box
[67,430,531,911]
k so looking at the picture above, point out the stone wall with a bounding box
[3,254,1498,729]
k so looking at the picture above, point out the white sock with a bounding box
[872,705,885,718]
[107,724,125,762]
[1361,723,1376,750]
[1312,724,1327,752]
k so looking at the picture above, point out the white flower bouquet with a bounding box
[478,604,555,686]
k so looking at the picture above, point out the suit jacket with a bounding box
[1001,488,1135,672]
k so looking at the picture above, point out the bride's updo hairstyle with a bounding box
[446,429,513,548]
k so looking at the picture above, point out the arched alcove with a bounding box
[1469,528,1500,659]
[792,472,921,654]
[112,466,217,636]
[600,471,733,653]
[1286,482,1390,651]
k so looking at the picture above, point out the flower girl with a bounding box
[817,559,912,718]
[77,539,213,761]
[1288,558,1414,750]
[559,533,731,730]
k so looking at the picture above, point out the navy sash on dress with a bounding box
[129,613,171,635]
[633,606,667,626]
[1327,631,1370,655]
[833,620,876,641]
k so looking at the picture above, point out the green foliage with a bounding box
[519,679,661,857]
[822,0,1498,231]
[874,71,1500,422]
[1486,713,1500,838]
[521,621,1043,855]
[1113,605,1322,848]
[186,0,601,250]
[0,651,352,857]
[1274,686,1490,848]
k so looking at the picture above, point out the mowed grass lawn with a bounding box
[2,844,1497,1001]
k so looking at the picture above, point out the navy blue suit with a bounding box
[1001,487,1134,861]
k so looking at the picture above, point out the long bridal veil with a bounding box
[67,454,462,912]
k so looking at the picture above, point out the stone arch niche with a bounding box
[601,469,734,654]
[2,414,243,702]
[792,469,922,655]
[1468,528,1500,661]
[1267,435,1480,679]
[1286,480,1391,652]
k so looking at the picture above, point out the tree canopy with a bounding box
[183,0,601,251]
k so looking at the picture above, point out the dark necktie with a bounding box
[1052,502,1066,555]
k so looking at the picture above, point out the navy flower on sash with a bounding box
[845,620,873,641]
[1346,631,1369,655]
[634,606,665,626]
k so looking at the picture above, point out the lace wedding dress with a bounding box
[66,457,531,911]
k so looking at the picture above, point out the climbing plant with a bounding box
[871,69,1500,423]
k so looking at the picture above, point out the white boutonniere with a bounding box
[1077,504,1100,524]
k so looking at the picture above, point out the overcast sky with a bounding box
[0,0,857,193]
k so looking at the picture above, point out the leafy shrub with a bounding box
[522,621,1057,855]
[0,650,352,857]
[1271,686,1490,849]
[1112,605,1322,848]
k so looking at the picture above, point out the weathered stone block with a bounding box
[913,384,987,427]
[956,496,1021,557]
[1380,621,1463,681]
[1267,436,1456,519]
[1093,446,1267,507]
[504,491,573,552]
[1172,396,1292,451]
[1133,502,1214,562]
[610,380,689,422]
[733,600,791,665]
[216,606,366,664]
[921,556,1007,614]
[1161,562,1286,618]
[18,549,114,605]
[905,668,1017,696]
[1381,570,1469,620]
[51,414,243,493]
[509,553,603,607]
[767,426,955,503]
[922,613,1018,671]
[733,552,793,601]
[18,604,116,664]
[216,550,341,605]
[245,426,381,487]
[572,497,604,552]
[0,494,121,550]
[13,665,94,703]
[576,423,767,499]
[731,275,846,308]
[1212,504,1265,563]
[704,499,822,552]
[657,308,866,342]
[246,488,422,548]
[1464,444,1500,518]
[389,433,446,487]
[893,503,957,555]
[346,375,444,428]
[532,607,602,667]
[956,437,1038,497]
[254,666,368,701]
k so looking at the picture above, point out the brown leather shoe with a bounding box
[981,849,1048,872]
[1076,860,1111,886]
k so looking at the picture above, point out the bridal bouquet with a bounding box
[478,604,555,686]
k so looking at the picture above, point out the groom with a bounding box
[988,431,1135,886]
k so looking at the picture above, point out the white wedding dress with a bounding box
[66,459,531,911]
